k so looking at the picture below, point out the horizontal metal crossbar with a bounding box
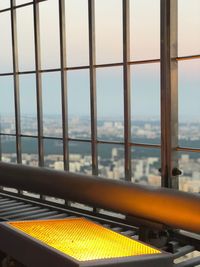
[0,162,200,234]
[0,55,199,76]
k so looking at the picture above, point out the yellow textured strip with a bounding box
[9,218,161,261]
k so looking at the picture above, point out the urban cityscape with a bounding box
[0,115,200,194]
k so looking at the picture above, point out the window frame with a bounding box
[0,0,200,197]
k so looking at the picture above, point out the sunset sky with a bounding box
[0,0,199,120]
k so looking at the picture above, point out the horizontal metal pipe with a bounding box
[0,54,200,76]
[176,146,200,153]
[175,256,200,267]
[0,162,199,233]
[0,132,161,148]
[0,0,47,13]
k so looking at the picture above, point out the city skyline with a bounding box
[1,115,200,194]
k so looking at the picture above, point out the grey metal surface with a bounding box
[175,257,200,267]
[0,194,65,222]
[0,192,129,231]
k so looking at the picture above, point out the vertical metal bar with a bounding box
[0,116,2,162]
[0,134,2,190]
[10,0,22,164]
[58,0,69,171]
[33,0,44,167]
[88,0,98,176]
[0,119,2,189]
[123,0,131,181]
[0,131,3,190]
[160,0,178,188]
[0,141,1,162]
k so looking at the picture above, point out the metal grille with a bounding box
[0,194,69,221]
[0,1,199,195]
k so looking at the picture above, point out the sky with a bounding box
[0,0,199,120]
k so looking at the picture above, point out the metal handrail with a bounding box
[0,162,200,234]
